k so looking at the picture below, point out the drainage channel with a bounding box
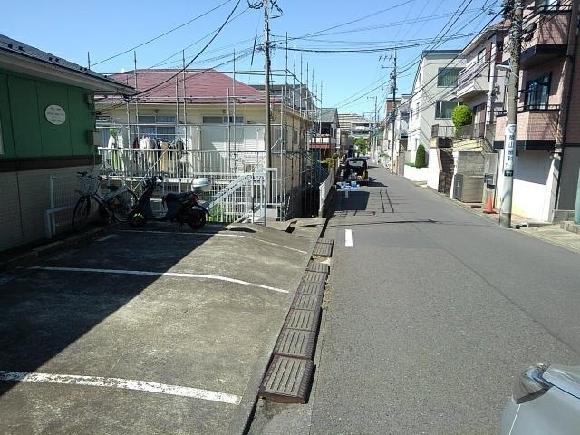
[258,238,333,404]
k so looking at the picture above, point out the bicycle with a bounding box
[72,171,138,231]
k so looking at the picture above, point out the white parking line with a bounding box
[29,266,289,294]
[96,235,117,242]
[0,371,241,405]
[119,229,308,254]
[345,229,354,247]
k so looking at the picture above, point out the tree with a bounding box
[354,137,369,156]
[451,104,473,131]
[415,144,427,168]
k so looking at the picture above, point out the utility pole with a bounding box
[374,95,378,159]
[263,0,273,214]
[499,0,523,228]
[391,50,397,174]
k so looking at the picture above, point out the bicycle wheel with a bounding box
[108,189,138,222]
[72,196,92,231]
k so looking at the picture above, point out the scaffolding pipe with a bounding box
[227,87,231,173]
[133,51,140,138]
[182,51,187,126]
[233,50,238,169]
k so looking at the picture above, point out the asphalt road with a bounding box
[309,167,580,434]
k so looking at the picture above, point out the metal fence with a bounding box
[98,148,267,180]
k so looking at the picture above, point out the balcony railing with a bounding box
[495,103,560,117]
[520,7,570,66]
[456,62,489,96]
[98,148,267,180]
[455,122,486,140]
[309,135,337,149]
[494,108,560,143]
[431,124,455,139]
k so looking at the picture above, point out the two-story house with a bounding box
[455,23,508,148]
[407,50,466,170]
[494,0,579,222]
[309,108,339,158]
[96,68,314,220]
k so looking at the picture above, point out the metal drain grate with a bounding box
[292,291,324,311]
[302,270,327,284]
[285,308,321,332]
[296,281,325,296]
[259,355,314,403]
[306,260,330,275]
[313,242,333,257]
[274,329,316,359]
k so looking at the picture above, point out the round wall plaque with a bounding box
[45,105,66,125]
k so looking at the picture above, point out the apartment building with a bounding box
[494,0,579,222]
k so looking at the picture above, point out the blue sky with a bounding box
[1,0,500,117]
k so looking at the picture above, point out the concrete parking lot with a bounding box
[0,222,319,434]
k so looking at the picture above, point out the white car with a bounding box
[501,363,580,434]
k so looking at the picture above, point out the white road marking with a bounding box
[0,371,241,405]
[345,229,354,247]
[96,235,117,242]
[119,229,308,254]
[29,266,289,294]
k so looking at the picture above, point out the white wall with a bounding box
[495,150,558,222]
[427,148,441,190]
[403,165,430,182]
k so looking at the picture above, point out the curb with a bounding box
[230,219,329,435]
[400,173,580,254]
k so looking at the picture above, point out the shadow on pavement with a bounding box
[334,190,370,212]
[0,225,215,397]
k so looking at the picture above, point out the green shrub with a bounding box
[451,104,473,130]
[415,144,427,168]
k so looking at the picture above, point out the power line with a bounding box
[338,6,502,111]
[92,0,235,67]
[147,7,252,69]
[133,0,242,99]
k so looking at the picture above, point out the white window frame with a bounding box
[202,115,244,124]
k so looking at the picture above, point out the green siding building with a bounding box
[0,35,133,252]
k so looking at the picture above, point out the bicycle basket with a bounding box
[77,175,101,196]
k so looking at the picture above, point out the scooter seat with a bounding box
[164,192,193,202]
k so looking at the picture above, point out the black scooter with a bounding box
[128,176,208,230]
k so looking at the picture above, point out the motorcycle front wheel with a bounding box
[186,208,207,230]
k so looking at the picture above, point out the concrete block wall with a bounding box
[0,165,92,252]
[427,149,441,190]
[454,151,485,174]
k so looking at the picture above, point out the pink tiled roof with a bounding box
[107,69,262,103]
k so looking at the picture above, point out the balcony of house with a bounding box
[455,121,486,140]
[309,134,337,150]
[456,62,489,99]
[399,118,409,139]
[431,124,455,139]
[519,5,571,67]
[493,104,560,149]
